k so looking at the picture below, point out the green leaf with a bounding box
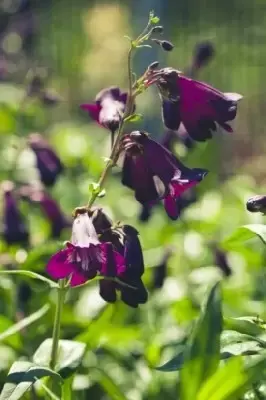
[98,189,106,198]
[0,270,58,288]
[90,367,127,400]
[179,282,222,399]
[155,347,184,371]
[124,113,143,123]
[33,339,86,379]
[197,355,266,400]
[224,317,266,336]
[0,304,50,343]
[0,361,61,400]
[222,224,266,249]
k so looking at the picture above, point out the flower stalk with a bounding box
[50,279,67,370]
[86,46,135,210]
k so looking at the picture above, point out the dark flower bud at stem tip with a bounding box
[152,39,174,52]
[246,195,266,213]
[148,61,160,70]
[151,26,164,34]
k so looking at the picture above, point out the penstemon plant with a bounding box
[6,9,266,400]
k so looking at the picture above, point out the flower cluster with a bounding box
[41,22,242,306]
[47,208,147,307]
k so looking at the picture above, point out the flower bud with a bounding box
[246,195,266,213]
[148,61,160,70]
[152,26,164,34]
[152,39,174,52]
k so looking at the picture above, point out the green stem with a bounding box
[50,279,66,370]
[87,47,134,209]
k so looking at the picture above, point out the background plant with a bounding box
[0,1,266,400]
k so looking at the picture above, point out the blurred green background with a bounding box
[1,0,266,399]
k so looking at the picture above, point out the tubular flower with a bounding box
[46,211,125,287]
[30,191,70,238]
[121,131,208,219]
[89,208,148,307]
[147,68,242,142]
[80,87,129,134]
[28,133,64,187]
[1,181,29,246]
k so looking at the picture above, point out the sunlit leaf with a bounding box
[0,361,61,400]
[197,355,266,400]
[222,224,266,249]
[179,282,222,399]
[224,317,266,336]
[33,339,86,379]
[0,304,50,343]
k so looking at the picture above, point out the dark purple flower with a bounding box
[31,191,70,238]
[1,181,29,246]
[186,41,215,77]
[246,195,266,214]
[148,68,242,142]
[121,131,208,220]
[28,133,64,187]
[46,212,125,287]
[152,248,173,290]
[212,245,232,277]
[80,87,128,133]
[89,208,148,307]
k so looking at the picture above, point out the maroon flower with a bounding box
[1,181,29,246]
[80,87,128,134]
[46,212,125,287]
[30,191,70,238]
[148,68,242,142]
[90,208,148,307]
[28,134,64,187]
[121,131,208,220]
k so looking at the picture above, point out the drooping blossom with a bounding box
[121,131,208,220]
[1,181,29,246]
[186,41,215,77]
[211,244,232,277]
[30,191,70,238]
[46,211,125,287]
[28,133,64,187]
[147,68,242,142]
[152,247,173,290]
[89,207,148,307]
[80,87,128,134]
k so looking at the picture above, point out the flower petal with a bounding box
[70,271,88,287]
[122,154,159,204]
[164,195,180,220]
[99,279,117,303]
[123,225,144,277]
[46,249,75,279]
[80,103,101,122]
[161,99,181,131]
